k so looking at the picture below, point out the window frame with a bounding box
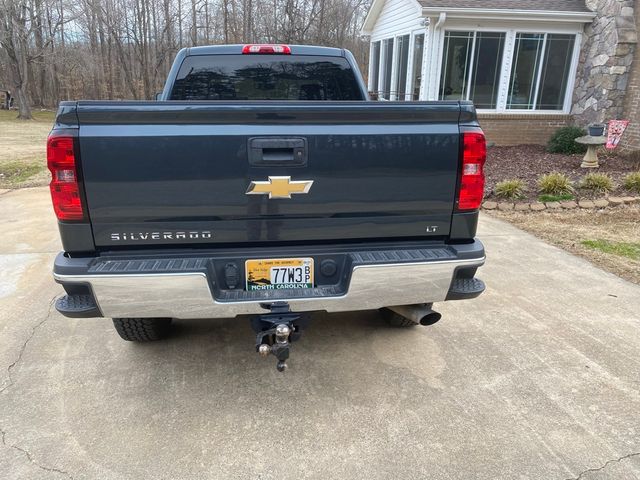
[408,31,426,101]
[434,25,581,114]
[393,34,411,101]
[368,40,381,95]
[380,38,395,100]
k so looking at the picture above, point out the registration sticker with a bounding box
[245,258,314,291]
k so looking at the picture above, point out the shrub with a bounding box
[547,126,588,154]
[580,173,614,194]
[495,179,527,199]
[538,172,574,195]
[623,172,640,193]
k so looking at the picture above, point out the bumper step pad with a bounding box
[55,294,102,318]
[446,277,485,301]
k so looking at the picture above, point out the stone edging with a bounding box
[482,196,640,212]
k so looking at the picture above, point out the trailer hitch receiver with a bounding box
[251,302,309,372]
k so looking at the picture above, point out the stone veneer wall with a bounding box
[572,0,638,125]
[621,7,640,152]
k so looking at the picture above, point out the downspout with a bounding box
[424,12,446,100]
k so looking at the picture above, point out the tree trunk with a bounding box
[15,86,33,120]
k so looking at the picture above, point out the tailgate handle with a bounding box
[249,137,307,166]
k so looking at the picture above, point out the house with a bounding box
[361,0,639,149]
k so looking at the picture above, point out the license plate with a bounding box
[245,258,314,291]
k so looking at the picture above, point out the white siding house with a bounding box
[362,0,595,115]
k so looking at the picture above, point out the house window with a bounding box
[537,34,576,110]
[433,29,578,112]
[370,41,381,94]
[508,33,576,110]
[411,34,425,100]
[507,34,544,109]
[439,32,473,101]
[439,31,505,109]
[470,33,505,109]
[381,38,394,99]
[394,35,410,100]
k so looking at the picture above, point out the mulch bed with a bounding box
[484,145,639,202]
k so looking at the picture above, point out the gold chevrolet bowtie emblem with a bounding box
[246,176,313,199]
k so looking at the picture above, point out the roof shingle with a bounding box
[417,0,591,13]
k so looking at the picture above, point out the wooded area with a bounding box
[0,0,370,119]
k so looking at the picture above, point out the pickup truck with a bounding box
[49,44,486,371]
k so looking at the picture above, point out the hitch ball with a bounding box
[275,324,291,343]
[258,344,271,357]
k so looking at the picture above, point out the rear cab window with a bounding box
[169,54,365,101]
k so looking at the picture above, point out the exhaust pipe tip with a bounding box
[387,304,442,327]
[420,311,442,326]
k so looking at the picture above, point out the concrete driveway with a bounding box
[1,187,639,480]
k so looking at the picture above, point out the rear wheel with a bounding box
[379,308,419,328]
[112,318,172,342]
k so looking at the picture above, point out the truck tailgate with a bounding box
[76,101,466,247]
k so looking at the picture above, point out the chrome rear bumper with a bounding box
[53,244,485,319]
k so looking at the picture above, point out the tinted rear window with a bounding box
[169,54,364,101]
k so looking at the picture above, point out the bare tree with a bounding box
[0,0,372,114]
[0,0,36,118]
[0,0,70,118]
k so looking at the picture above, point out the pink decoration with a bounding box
[606,120,629,150]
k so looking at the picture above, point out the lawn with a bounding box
[489,205,640,284]
[0,109,55,188]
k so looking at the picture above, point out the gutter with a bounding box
[421,7,596,23]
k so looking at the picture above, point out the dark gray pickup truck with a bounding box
[49,44,486,370]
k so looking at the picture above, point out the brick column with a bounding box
[621,7,640,151]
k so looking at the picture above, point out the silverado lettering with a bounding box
[110,231,213,241]
[48,44,486,372]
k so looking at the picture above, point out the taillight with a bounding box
[242,44,291,54]
[458,130,486,211]
[47,135,84,221]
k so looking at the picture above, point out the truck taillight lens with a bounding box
[47,135,84,221]
[458,130,486,211]
[242,44,291,54]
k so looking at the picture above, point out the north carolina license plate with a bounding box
[245,258,314,291]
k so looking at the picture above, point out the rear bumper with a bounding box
[53,241,485,319]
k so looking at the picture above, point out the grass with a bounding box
[580,172,614,194]
[0,109,54,188]
[495,179,527,199]
[538,172,574,196]
[624,172,640,193]
[581,239,640,261]
[0,161,46,187]
[538,193,575,203]
[0,109,55,122]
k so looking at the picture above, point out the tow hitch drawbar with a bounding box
[251,302,309,372]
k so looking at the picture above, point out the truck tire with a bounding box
[379,308,418,328]
[112,318,172,342]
